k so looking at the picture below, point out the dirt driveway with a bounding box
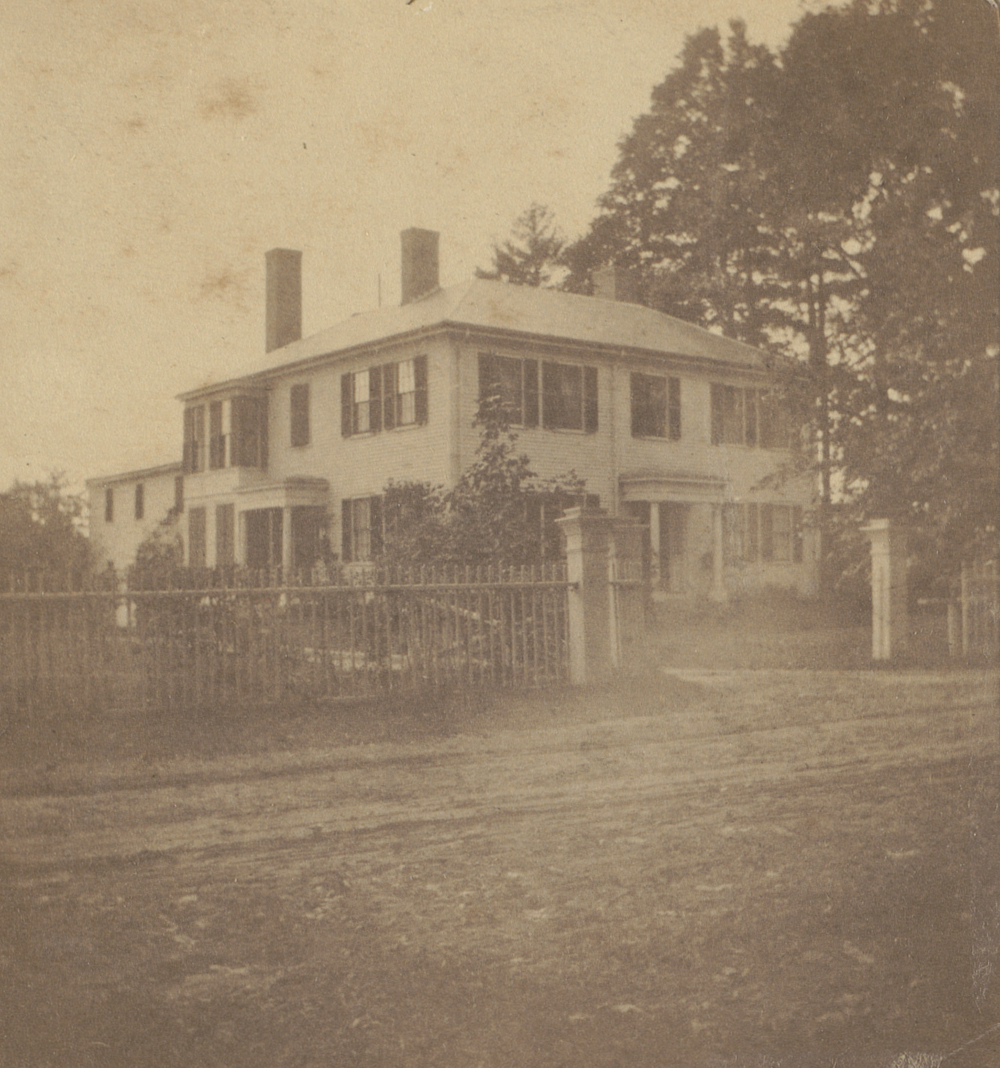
[1,667,998,1068]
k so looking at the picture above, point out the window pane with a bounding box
[543,362,583,430]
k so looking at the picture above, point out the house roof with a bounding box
[181,278,770,400]
[85,461,183,488]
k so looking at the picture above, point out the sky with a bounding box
[0,0,817,496]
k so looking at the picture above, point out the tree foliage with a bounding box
[477,203,567,288]
[381,394,584,566]
[0,474,91,575]
[564,0,999,580]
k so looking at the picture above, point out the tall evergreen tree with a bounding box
[477,203,566,287]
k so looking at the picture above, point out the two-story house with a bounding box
[88,228,818,598]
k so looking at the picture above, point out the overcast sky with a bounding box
[1,0,816,494]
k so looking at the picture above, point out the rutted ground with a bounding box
[0,668,997,1068]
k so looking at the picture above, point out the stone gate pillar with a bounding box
[861,519,908,660]
[557,507,645,685]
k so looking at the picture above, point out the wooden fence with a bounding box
[0,564,571,714]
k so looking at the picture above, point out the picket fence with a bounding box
[0,564,572,714]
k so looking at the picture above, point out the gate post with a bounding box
[861,519,908,660]
[557,507,645,685]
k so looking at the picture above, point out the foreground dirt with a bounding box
[1,667,998,1068]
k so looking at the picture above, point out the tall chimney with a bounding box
[400,228,440,305]
[265,248,302,353]
[593,265,640,305]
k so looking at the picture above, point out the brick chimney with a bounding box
[265,248,302,353]
[400,228,440,305]
[593,265,640,305]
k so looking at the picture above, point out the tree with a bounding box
[130,508,185,587]
[563,0,999,585]
[563,22,779,343]
[476,203,567,288]
[0,474,91,577]
[767,0,999,574]
[381,394,584,567]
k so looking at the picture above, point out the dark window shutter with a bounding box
[523,360,539,427]
[710,384,723,445]
[290,383,310,447]
[760,504,774,562]
[258,396,268,468]
[369,496,383,558]
[341,373,353,437]
[369,366,383,433]
[584,366,598,433]
[478,354,495,401]
[746,503,759,562]
[792,506,803,563]
[414,355,428,424]
[630,373,642,437]
[230,396,245,466]
[745,388,757,447]
[668,377,681,440]
[341,498,353,561]
[382,363,397,431]
[183,408,194,473]
[541,362,557,428]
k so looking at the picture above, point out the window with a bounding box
[760,505,804,564]
[104,487,114,523]
[723,504,760,565]
[342,358,428,437]
[183,405,206,473]
[478,354,539,426]
[231,394,268,468]
[712,385,792,448]
[134,483,144,521]
[542,362,598,432]
[188,507,207,568]
[631,373,681,439]
[290,383,310,447]
[341,496,383,562]
[386,357,428,427]
[208,400,226,469]
[174,475,184,513]
[216,504,234,567]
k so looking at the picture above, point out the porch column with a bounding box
[648,502,661,587]
[281,506,293,574]
[709,504,727,602]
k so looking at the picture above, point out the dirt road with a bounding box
[1,668,997,1067]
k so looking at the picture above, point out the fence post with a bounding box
[860,519,908,661]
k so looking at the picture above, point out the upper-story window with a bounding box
[186,396,267,471]
[478,354,539,426]
[478,355,597,433]
[711,385,790,448]
[183,405,206,473]
[542,362,598,432]
[341,356,428,437]
[631,373,681,439]
[134,483,144,521]
[231,395,268,468]
[290,383,310,447]
[104,487,114,523]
